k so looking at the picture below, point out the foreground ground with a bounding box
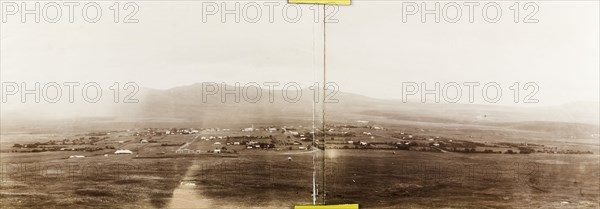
[1,150,598,208]
[1,123,598,208]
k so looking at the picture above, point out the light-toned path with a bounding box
[175,135,198,153]
[281,149,319,155]
[167,162,213,209]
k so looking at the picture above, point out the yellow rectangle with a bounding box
[295,204,359,209]
[288,0,351,5]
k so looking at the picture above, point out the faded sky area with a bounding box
[1,1,598,106]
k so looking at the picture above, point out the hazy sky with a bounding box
[1,1,598,106]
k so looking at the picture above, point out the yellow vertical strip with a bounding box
[288,0,351,5]
[295,204,359,209]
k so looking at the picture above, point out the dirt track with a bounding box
[167,162,214,209]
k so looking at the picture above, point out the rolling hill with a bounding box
[1,83,598,135]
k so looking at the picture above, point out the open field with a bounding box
[1,120,598,208]
[0,154,192,209]
[323,150,599,208]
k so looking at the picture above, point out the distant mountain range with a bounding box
[2,83,598,134]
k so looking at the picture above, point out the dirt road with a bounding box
[167,162,214,209]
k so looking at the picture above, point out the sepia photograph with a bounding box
[0,0,599,208]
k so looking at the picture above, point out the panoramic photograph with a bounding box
[1,0,599,208]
